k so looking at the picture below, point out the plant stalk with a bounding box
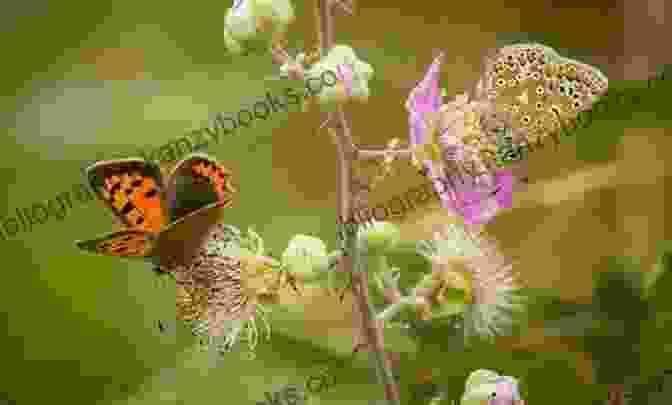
[316,0,400,403]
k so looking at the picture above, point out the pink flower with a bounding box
[406,54,518,225]
[335,63,354,98]
[428,169,513,225]
[458,170,513,224]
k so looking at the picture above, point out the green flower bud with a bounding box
[432,294,466,319]
[282,235,328,282]
[464,369,500,392]
[358,221,401,254]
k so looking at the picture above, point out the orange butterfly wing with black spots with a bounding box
[75,229,157,257]
[75,158,167,258]
[86,158,168,233]
[164,153,236,221]
[75,153,237,262]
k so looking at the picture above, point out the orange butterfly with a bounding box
[75,152,237,271]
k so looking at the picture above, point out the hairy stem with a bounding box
[316,0,400,403]
[376,297,414,322]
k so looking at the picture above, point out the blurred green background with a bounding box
[1,0,670,404]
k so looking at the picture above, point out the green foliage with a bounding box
[573,65,672,162]
[645,240,672,306]
[3,1,669,404]
[386,242,433,291]
[525,247,672,388]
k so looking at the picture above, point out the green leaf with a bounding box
[541,311,599,338]
[521,287,595,323]
[593,258,648,324]
[645,241,672,303]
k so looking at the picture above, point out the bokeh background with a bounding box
[1,0,670,404]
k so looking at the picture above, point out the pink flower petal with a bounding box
[336,63,354,97]
[429,168,514,225]
[406,53,444,146]
[493,170,514,209]
[492,377,522,404]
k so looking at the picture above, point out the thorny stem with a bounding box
[315,0,401,404]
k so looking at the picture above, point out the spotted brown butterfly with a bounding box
[480,43,608,151]
[75,152,237,269]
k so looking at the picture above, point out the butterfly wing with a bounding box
[76,158,169,259]
[151,201,231,267]
[75,229,156,257]
[481,43,608,146]
[85,158,169,233]
[164,153,236,222]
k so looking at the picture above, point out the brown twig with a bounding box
[267,2,401,402]
[315,1,400,404]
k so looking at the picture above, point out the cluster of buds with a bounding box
[224,0,296,54]
[461,369,525,405]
